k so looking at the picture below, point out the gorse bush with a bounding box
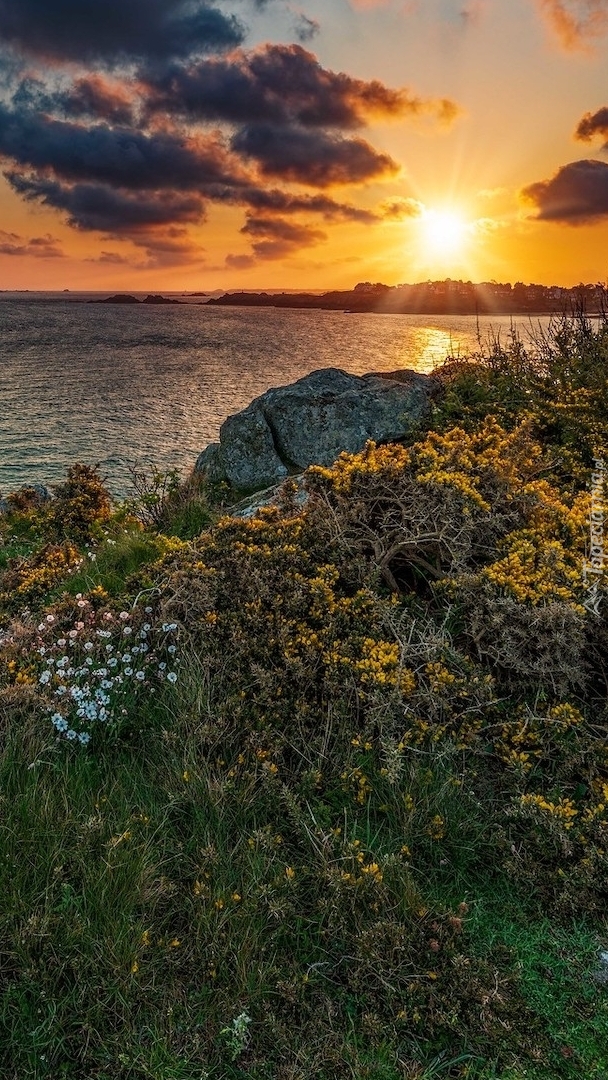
[154,423,607,921]
[46,462,112,540]
[432,309,608,481]
[0,540,83,609]
[306,419,593,692]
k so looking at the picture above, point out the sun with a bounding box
[420,208,469,258]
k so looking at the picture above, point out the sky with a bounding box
[1,0,608,290]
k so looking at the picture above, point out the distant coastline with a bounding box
[207,279,608,317]
[2,279,606,315]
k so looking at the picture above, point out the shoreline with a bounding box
[1,293,605,318]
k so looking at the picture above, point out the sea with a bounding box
[0,292,557,498]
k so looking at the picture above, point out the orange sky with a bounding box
[1,0,608,290]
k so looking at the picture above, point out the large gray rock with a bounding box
[195,366,436,491]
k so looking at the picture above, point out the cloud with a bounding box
[142,43,437,129]
[575,105,608,146]
[0,97,387,259]
[477,186,508,200]
[379,196,424,218]
[12,74,138,125]
[57,76,137,125]
[535,0,608,50]
[225,252,256,269]
[0,106,246,192]
[239,187,378,221]
[0,229,64,256]
[0,11,460,266]
[134,227,205,268]
[239,214,327,259]
[6,172,206,230]
[0,0,244,64]
[231,124,399,186]
[5,170,205,266]
[86,250,133,264]
[294,14,320,42]
[471,216,508,234]
[521,158,608,223]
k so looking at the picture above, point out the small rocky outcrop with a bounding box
[90,294,182,305]
[141,294,182,305]
[195,366,437,491]
[92,294,141,304]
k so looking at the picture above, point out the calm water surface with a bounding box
[0,295,554,496]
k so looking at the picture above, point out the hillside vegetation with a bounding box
[0,312,607,1079]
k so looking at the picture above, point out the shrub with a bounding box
[432,310,608,483]
[0,541,83,609]
[46,463,112,541]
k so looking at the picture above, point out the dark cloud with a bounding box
[6,172,206,231]
[12,74,138,125]
[6,173,204,265]
[0,105,242,191]
[294,14,320,42]
[576,105,608,146]
[0,11,453,266]
[182,179,379,220]
[242,214,326,242]
[238,187,377,221]
[86,250,133,264]
[58,76,137,126]
[521,158,608,223]
[233,214,327,261]
[0,229,64,256]
[142,43,430,128]
[0,0,244,64]
[231,124,399,186]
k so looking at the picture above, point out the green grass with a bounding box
[59,529,172,599]
[1,696,606,1079]
[461,890,608,1080]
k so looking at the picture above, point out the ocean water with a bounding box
[0,295,554,497]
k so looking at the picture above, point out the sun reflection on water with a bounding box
[407,327,465,373]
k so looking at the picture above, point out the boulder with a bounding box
[195,366,437,491]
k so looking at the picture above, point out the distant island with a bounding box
[89,293,182,305]
[207,279,608,316]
